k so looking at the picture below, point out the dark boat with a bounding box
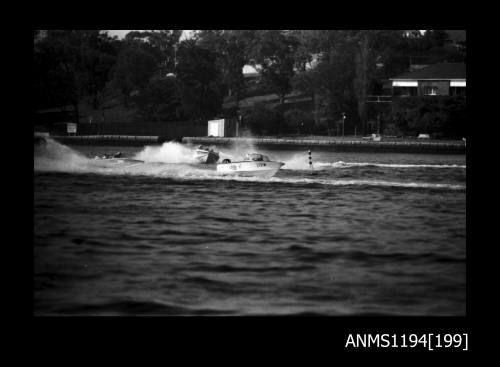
[194,145,220,164]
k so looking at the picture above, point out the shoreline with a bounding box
[47,134,466,154]
[183,136,466,154]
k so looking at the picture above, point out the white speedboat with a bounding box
[194,145,220,164]
[216,153,284,179]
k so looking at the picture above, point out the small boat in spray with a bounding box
[93,152,144,166]
[216,153,284,179]
[194,145,220,164]
[94,152,124,160]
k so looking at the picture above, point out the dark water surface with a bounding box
[34,140,466,315]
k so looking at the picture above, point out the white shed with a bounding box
[208,119,225,137]
[207,118,240,137]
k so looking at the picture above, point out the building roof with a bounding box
[391,63,466,80]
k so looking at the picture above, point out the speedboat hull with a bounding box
[216,161,284,179]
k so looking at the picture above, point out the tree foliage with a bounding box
[176,40,223,121]
[133,77,183,121]
[111,46,157,105]
[389,96,466,138]
[34,30,119,120]
[196,30,257,110]
[34,29,466,136]
[241,102,283,135]
[251,30,300,106]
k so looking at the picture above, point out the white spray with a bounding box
[34,137,91,172]
[134,141,199,164]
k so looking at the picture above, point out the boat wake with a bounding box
[278,154,466,171]
[268,177,465,190]
[34,136,93,172]
[34,137,465,190]
[315,161,466,169]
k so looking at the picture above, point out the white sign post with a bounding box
[67,122,77,135]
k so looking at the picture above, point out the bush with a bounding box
[314,118,333,135]
[241,103,284,135]
[389,96,466,138]
[133,77,184,121]
[283,108,314,134]
[382,122,403,136]
[220,106,240,119]
[241,80,275,99]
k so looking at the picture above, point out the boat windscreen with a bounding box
[245,153,269,161]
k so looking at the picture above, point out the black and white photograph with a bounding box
[34,30,466,325]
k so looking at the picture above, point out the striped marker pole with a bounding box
[308,148,313,174]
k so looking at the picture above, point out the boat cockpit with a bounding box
[244,153,270,162]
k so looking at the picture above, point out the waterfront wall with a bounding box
[46,134,465,153]
[182,136,466,154]
[46,121,206,141]
[49,135,165,146]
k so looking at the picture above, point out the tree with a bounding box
[34,30,78,112]
[35,30,121,124]
[251,30,299,106]
[196,30,257,112]
[389,96,466,138]
[283,108,314,134]
[176,40,223,121]
[127,30,183,77]
[34,30,90,122]
[289,30,328,128]
[134,77,183,121]
[76,31,119,122]
[309,30,357,132]
[348,30,409,134]
[350,30,381,135]
[111,43,157,106]
[424,30,451,48]
[241,102,283,135]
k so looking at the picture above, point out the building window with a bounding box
[393,87,417,97]
[450,87,466,97]
[424,86,438,96]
